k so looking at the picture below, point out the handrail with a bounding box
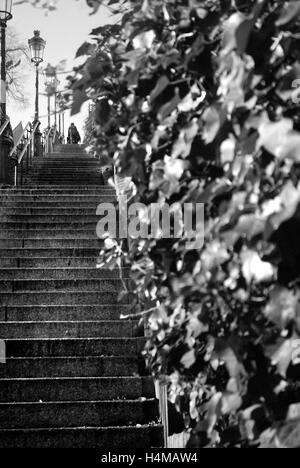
[9,121,31,158]
[17,121,39,165]
[12,120,42,186]
[0,118,10,137]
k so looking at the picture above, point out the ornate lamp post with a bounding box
[44,63,57,129]
[57,92,67,142]
[28,30,46,157]
[0,0,13,184]
[54,77,60,128]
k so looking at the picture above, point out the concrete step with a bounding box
[0,215,102,222]
[0,201,112,208]
[0,291,128,305]
[28,177,102,187]
[32,158,99,162]
[0,376,154,402]
[0,231,99,239]
[32,159,100,163]
[0,222,100,230]
[27,176,103,180]
[29,169,102,174]
[0,400,158,429]
[0,196,113,203]
[0,425,163,448]
[26,176,103,180]
[0,257,101,268]
[1,186,114,191]
[0,278,126,293]
[29,168,102,172]
[0,356,139,378]
[0,248,100,257]
[0,197,113,204]
[0,190,114,196]
[32,158,97,162]
[0,305,131,322]
[4,337,144,357]
[0,208,100,215]
[0,268,128,280]
[0,186,112,197]
[25,182,104,186]
[0,321,139,339]
[0,239,102,249]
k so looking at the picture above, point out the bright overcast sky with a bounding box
[8,0,112,136]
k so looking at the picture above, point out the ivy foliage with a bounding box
[72,0,300,448]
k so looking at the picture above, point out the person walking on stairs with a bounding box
[67,123,81,144]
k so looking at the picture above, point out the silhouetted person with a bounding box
[67,123,81,144]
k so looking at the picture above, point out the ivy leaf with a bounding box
[71,89,88,115]
[264,287,299,329]
[150,76,170,102]
[158,89,181,121]
[95,98,111,125]
[76,42,96,58]
[241,249,275,284]
[202,106,221,144]
[271,338,295,377]
[206,393,223,435]
[265,181,300,240]
[276,1,300,27]
[180,349,196,369]
[132,30,155,50]
[86,0,103,15]
[257,118,294,158]
[221,12,245,56]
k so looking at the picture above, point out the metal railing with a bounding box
[9,121,39,186]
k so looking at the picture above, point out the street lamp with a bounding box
[0,0,13,124]
[28,30,46,123]
[28,30,46,157]
[0,0,13,185]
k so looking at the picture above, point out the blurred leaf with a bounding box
[276,1,300,27]
[181,349,196,369]
[264,287,298,329]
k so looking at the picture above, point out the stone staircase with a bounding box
[0,145,163,448]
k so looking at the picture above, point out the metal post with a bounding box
[54,93,57,127]
[62,111,65,142]
[33,64,41,158]
[35,64,39,122]
[47,93,51,128]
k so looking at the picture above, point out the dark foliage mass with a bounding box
[75,0,300,448]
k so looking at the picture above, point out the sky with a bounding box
[8,0,112,137]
